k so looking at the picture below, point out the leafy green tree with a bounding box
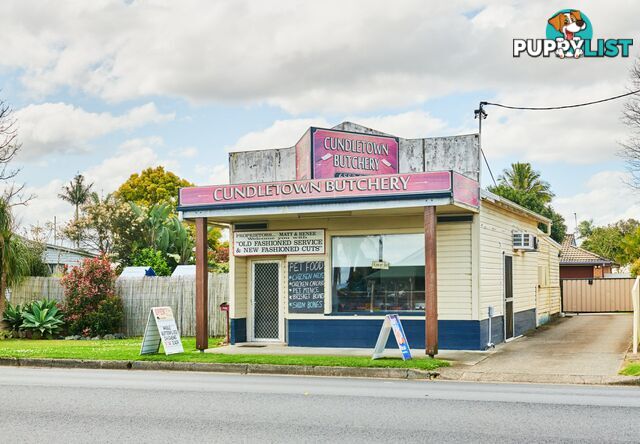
[577,220,594,239]
[58,174,94,222]
[488,180,566,243]
[496,162,554,204]
[0,198,29,317]
[131,248,172,276]
[62,193,143,263]
[116,166,193,207]
[580,219,640,266]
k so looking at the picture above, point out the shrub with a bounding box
[61,256,124,336]
[2,302,24,331]
[631,258,640,278]
[85,296,124,336]
[20,300,65,338]
[131,248,172,276]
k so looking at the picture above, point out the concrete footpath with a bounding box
[439,314,637,385]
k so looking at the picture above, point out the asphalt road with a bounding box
[2,367,640,443]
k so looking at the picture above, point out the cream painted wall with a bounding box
[478,200,550,320]
[229,214,473,322]
[536,236,561,322]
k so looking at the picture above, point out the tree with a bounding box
[0,99,21,184]
[495,162,554,204]
[58,174,94,223]
[488,163,566,243]
[0,198,29,317]
[622,60,640,188]
[115,166,193,207]
[62,193,142,260]
[579,219,640,266]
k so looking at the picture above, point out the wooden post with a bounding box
[424,206,438,357]
[195,217,208,351]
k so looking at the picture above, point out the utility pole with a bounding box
[475,102,496,187]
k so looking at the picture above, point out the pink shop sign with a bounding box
[179,171,457,208]
[311,128,399,179]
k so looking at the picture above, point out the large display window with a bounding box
[331,234,425,313]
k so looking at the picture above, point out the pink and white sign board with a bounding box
[179,171,455,208]
[309,128,399,179]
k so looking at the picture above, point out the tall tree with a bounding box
[580,219,640,266]
[58,174,94,223]
[116,166,193,208]
[622,60,640,187]
[0,198,29,317]
[496,162,554,204]
[488,163,566,243]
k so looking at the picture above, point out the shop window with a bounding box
[331,234,425,313]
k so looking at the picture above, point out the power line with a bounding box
[481,88,640,111]
[475,88,640,187]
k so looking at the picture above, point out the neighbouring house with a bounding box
[177,122,561,352]
[43,243,97,274]
[560,233,614,279]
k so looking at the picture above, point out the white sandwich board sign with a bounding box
[140,306,184,355]
[372,314,412,360]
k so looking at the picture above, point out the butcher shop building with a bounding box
[178,122,560,354]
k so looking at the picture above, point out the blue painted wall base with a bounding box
[231,309,537,350]
[230,318,246,344]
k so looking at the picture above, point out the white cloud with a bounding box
[172,147,198,158]
[195,163,229,185]
[230,118,330,152]
[15,102,174,160]
[1,1,636,115]
[14,137,179,228]
[229,110,450,151]
[554,171,640,229]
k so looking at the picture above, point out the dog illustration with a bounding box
[548,10,587,58]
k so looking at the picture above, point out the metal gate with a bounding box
[251,261,281,341]
[562,278,635,312]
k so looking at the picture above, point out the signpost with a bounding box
[372,314,412,360]
[140,306,184,355]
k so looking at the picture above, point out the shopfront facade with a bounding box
[178,123,560,353]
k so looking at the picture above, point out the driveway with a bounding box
[440,314,633,384]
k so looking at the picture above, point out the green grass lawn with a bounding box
[620,362,640,376]
[0,337,448,370]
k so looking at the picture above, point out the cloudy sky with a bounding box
[1,0,639,234]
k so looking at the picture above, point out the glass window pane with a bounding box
[332,235,380,267]
[382,233,424,266]
[332,234,425,313]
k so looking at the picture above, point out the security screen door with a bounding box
[252,261,281,341]
[504,255,514,340]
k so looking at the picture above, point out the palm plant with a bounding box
[58,174,94,223]
[0,198,29,319]
[496,163,554,204]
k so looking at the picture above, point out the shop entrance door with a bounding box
[504,255,514,340]
[251,261,281,341]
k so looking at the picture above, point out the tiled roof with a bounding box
[560,233,613,265]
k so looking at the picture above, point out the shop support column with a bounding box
[424,206,438,357]
[195,217,208,351]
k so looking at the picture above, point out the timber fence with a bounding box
[8,274,229,337]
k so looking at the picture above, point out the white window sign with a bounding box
[140,306,184,355]
[233,230,325,256]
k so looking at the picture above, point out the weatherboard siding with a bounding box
[478,201,540,320]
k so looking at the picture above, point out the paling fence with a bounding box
[562,278,635,313]
[9,274,229,337]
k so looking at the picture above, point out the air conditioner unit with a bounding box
[513,232,537,251]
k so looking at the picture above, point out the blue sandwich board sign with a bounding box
[372,314,412,360]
